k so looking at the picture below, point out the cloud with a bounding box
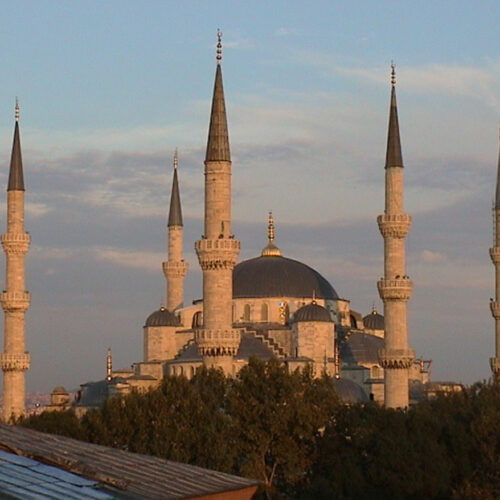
[92,247,163,272]
[419,250,447,264]
[302,53,500,112]
[275,27,296,37]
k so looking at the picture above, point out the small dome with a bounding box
[51,386,68,395]
[363,310,385,330]
[145,307,180,327]
[333,378,369,404]
[293,302,333,323]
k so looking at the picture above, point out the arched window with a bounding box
[232,304,236,323]
[179,366,183,376]
[261,303,268,322]
[192,311,203,328]
[190,366,195,379]
[350,315,358,328]
[243,304,251,321]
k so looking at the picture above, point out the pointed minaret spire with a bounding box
[168,150,183,227]
[163,150,188,311]
[205,31,231,162]
[8,98,24,192]
[385,64,403,169]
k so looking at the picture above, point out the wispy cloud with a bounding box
[275,27,296,37]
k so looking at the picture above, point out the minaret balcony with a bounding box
[489,247,500,264]
[0,291,30,312]
[162,260,188,279]
[377,278,412,301]
[195,238,240,271]
[378,348,414,369]
[0,352,30,371]
[490,301,500,318]
[490,357,500,376]
[377,214,411,238]
[195,328,241,357]
[1,233,30,254]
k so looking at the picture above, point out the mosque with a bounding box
[8,35,496,421]
[73,36,432,411]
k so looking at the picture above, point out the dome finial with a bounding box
[268,211,275,242]
[216,29,223,63]
[312,289,316,304]
[391,62,396,87]
[15,97,20,122]
[106,347,112,381]
[173,148,178,170]
[261,211,282,256]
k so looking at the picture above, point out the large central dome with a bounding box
[233,255,338,300]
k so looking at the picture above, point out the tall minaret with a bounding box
[194,31,241,373]
[377,67,414,408]
[490,130,500,383]
[162,150,188,311]
[1,100,31,422]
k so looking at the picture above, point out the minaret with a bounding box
[490,130,500,383]
[377,66,414,408]
[194,31,241,373]
[1,100,31,422]
[162,150,188,311]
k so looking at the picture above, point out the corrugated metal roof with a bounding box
[0,425,259,499]
[0,449,116,499]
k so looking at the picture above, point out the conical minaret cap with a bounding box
[495,128,500,208]
[8,100,25,191]
[168,151,183,227]
[205,56,231,162]
[385,65,403,169]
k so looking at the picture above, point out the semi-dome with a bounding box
[293,302,333,323]
[333,377,369,404]
[363,309,385,330]
[233,255,338,300]
[145,307,180,327]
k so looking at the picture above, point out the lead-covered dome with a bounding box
[233,255,338,300]
[145,307,180,327]
[293,302,333,323]
[363,310,385,330]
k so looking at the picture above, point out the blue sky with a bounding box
[0,1,499,392]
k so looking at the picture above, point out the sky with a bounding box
[0,1,499,392]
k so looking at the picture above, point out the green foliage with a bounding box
[228,358,339,496]
[20,366,500,499]
[22,409,85,440]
